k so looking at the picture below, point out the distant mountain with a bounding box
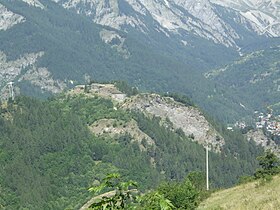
[0,0,279,123]
[211,0,280,37]
[53,0,278,49]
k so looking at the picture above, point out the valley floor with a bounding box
[198,175,280,210]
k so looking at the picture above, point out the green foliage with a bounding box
[163,93,195,107]
[202,113,264,186]
[52,95,131,124]
[87,173,211,210]
[187,171,206,191]
[209,46,280,117]
[187,171,211,201]
[87,173,175,210]
[137,191,174,210]
[158,179,199,210]
[238,175,255,185]
[114,81,139,97]
[88,173,138,210]
[237,151,280,185]
[0,95,265,209]
[254,150,280,179]
[0,97,119,209]
[133,112,262,187]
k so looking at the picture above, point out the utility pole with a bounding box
[7,82,14,101]
[206,143,209,191]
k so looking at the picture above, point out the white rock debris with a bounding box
[21,0,45,9]
[0,4,25,31]
[90,119,155,152]
[122,94,225,152]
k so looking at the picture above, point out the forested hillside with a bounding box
[0,85,264,209]
[206,45,280,115]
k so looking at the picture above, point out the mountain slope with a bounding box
[205,45,280,114]
[198,175,280,210]
[54,0,276,48]
[211,0,280,37]
[0,83,263,209]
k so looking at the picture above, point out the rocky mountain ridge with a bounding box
[70,83,224,152]
[50,0,279,48]
[122,93,225,151]
[211,0,280,37]
[2,0,278,55]
[21,0,45,9]
[71,83,280,157]
[0,82,264,209]
[0,4,25,31]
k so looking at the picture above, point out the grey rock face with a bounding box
[122,93,225,152]
[0,51,44,87]
[211,0,280,36]
[0,51,66,100]
[52,0,279,48]
[0,4,25,31]
[247,129,280,157]
[21,0,45,9]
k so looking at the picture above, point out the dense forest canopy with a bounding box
[0,93,263,209]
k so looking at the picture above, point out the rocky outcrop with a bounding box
[69,84,224,152]
[89,119,155,151]
[0,51,44,88]
[19,67,66,94]
[122,94,225,152]
[0,4,25,31]
[0,51,66,99]
[247,129,280,157]
[21,0,45,9]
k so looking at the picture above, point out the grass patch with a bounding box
[198,175,280,210]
